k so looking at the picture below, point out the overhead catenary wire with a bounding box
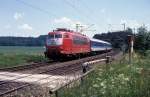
[75,0,105,27]
[76,0,129,32]
[62,0,96,25]
[62,0,103,32]
[15,0,57,17]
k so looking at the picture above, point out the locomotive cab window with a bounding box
[48,34,62,39]
[48,34,54,39]
[55,34,62,38]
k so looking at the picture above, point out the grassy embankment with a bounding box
[0,46,47,68]
[57,52,150,97]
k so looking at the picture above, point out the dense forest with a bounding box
[0,35,46,46]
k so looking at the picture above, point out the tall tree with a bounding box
[134,26,150,55]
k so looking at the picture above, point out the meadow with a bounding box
[0,46,46,68]
[57,53,150,97]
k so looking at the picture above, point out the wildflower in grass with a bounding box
[100,80,106,89]
[100,81,104,87]
[99,87,106,94]
[81,94,86,97]
[93,84,99,88]
[97,69,103,76]
[112,73,130,86]
[118,74,124,78]
[124,77,129,81]
[135,67,143,74]
[126,64,130,68]
[98,73,102,76]
[111,78,115,84]
[110,67,114,71]
[96,77,101,81]
[90,95,98,97]
[98,68,103,71]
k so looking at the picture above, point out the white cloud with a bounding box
[18,24,33,31]
[52,17,87,29]
[14,12,24,20]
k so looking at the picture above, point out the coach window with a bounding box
[91,41,96,46]
[96,42,101,46]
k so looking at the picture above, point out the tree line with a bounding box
[134,26,150,55]
[0,35,46,46]
[93,26,150,54]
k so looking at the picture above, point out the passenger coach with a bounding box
[90,38,112,52]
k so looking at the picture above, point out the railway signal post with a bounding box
[128,35,134,64]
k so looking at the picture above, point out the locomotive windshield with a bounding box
[46,33,63,46]
[48,34,62,39]
[55,34,62,38]
[48,34,54,38]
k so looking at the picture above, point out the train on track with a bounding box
[44,28,112,60]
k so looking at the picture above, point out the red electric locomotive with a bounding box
[45,28,90,60]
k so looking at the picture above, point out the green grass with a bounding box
[0,46,47,68]
[57,53,150,97]
[0,46,45,55]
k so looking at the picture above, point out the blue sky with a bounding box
[0,0,150,37]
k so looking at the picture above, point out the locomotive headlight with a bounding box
[46,39,51,46]
[44,46,48,52]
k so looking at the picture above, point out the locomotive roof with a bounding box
[90,38,111,45]
[49,28,87,37]
[53,28,74,32]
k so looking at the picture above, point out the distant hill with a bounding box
[0,35,47,46]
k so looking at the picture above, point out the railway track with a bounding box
[0,63,82,96]
[0,50,121,96]
[0,61,52,72]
